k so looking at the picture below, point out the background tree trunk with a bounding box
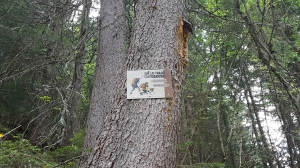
[81,0,126,162]
[63,0,92,146]
[27,1,69,145]
[83,0,187,167]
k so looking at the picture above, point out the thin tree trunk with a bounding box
[62,0,92,146]
[277,103,297,168]
[269,80,297,168]
[216,81,237,167]
[248,89,275,168]
[244,78,275,168]
[83,0,188,167]
[244,89,269,168]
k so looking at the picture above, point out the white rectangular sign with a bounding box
[127,69,174,99]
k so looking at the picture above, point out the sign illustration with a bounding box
[127,69,173,99]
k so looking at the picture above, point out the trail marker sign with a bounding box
[127,69,174,99]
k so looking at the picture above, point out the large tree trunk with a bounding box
[81,0,126,161]
[82,0,188,167]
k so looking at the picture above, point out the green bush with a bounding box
[0,129,86,167]
[47,129,86,167]
[0,139,47,167]
[70,128,85,149]
[49,145,81,163]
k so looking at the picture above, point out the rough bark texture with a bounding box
[82,0,126,161]
[83,0,186,167]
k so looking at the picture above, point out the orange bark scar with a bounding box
[177,19,190,68]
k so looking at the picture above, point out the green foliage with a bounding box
[0,82,32,128]
[0,139,46,167]
[185,140,195,147]
[47,129,85,166]
[40,95,52,102]
[80,58,96,119]
[70,128,85,149]
[0,0,94,166]
[0,129,85,167]
[49,145,81,163]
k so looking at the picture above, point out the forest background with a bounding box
[1,0,300,167]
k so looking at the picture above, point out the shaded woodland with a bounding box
[1,0,300,167]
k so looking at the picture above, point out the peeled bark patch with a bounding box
[177,19,192,68]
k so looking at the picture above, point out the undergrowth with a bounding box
[0,129,85,168]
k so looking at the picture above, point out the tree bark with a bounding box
[83,0,187,167]
[81,0,126,162]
